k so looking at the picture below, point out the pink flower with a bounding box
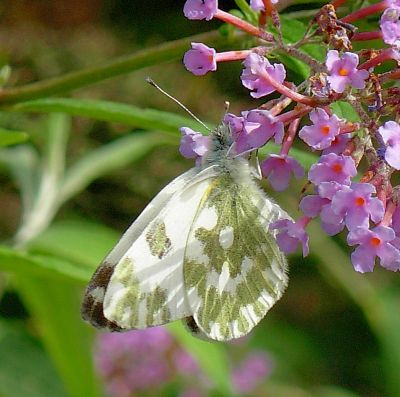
[250,0,278,10]
[223,113,244,140]
[308,153,357,186]
[331,183,385,230]
[95,329,174,397]
[261,154,304,192]
[322,133,352,155]
[347,226,400,272]
[184,43,217,76]
[377,120,400,169]
[183,0,218,20]
[380,8,400,47]
[231,352,273,394]
[179,127,211,161]
[299,108,341,150]
[300,185,346,236]
[235,110,284,154]
[326,50,369,93]
[241,53,286,98]
[270,217,310,256]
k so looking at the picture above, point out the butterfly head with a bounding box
[201,122,238,167]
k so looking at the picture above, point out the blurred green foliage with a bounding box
[0,1,399,397]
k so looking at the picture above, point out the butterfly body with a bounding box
[82,123,289,341]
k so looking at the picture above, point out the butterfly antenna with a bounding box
[146,77,212,133]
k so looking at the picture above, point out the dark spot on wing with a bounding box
[81,261,123,332]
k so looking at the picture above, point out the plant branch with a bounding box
[0,30,225,106]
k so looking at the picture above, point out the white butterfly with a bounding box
[81,122,289,341]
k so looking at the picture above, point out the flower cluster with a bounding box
[180,0,400,274]
[95,327,273,397]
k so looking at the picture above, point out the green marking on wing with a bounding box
[106,257,171,328]
[184,172,288,340]
[145,220,172,259]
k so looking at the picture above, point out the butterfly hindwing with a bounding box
[183,159,288,341]
[100,166,221,330]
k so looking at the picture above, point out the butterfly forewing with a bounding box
[99,167,220,330]
[81,168,199,330]
[183,160,288,341]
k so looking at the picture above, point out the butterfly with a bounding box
[81,122,289,341]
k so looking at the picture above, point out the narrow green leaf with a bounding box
[10,98,206,134]
[167,322,232,396]
[234,0,257,22]
[0,145,41,211]
[0,245,91,283]
[0,320,68,397]
[16,277,100,397]
[0,128,28,146]
[59,131,178,205]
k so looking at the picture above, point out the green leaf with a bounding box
[167,322,232,396]
[16,277,100,397]
[28,219,119,269]
[280,16,308,43]
[278,53,310,79]
[0,128,28,146]
[0,245,91,283]
[10,98,207,134]
[59,131,177,205]
[330,101,361,122]
[0,320,68,397]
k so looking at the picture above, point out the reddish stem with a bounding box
[275,106,312,124]
[269,96,293,116]
[380,67,400,82]
[298,216,312,229]
[215,50,252,62]
[280,118,300,156]
[263,0,275,16]
[359,48,400,70]
[380,200,396,226]
[214,10,274,41]
[352,31,383,41]
[340,0,388,24]
[259,69,319,106]
[331,0,347,8]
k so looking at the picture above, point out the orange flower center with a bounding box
[355,197,365,206]
[370,237,381,247]
[339,68,349,76]
[321,125,330,135]
[332,163,343,173]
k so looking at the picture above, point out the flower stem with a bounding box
[380,199,397,226]
[352,31,382,41]
[331,0,347,8]
[359,48,400,70]
[340,0,387,23]
[275,106,312,124]
[259,68,319,106]
[214,9,274,41]
[280,118,300,155]
[215,50,253,62]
